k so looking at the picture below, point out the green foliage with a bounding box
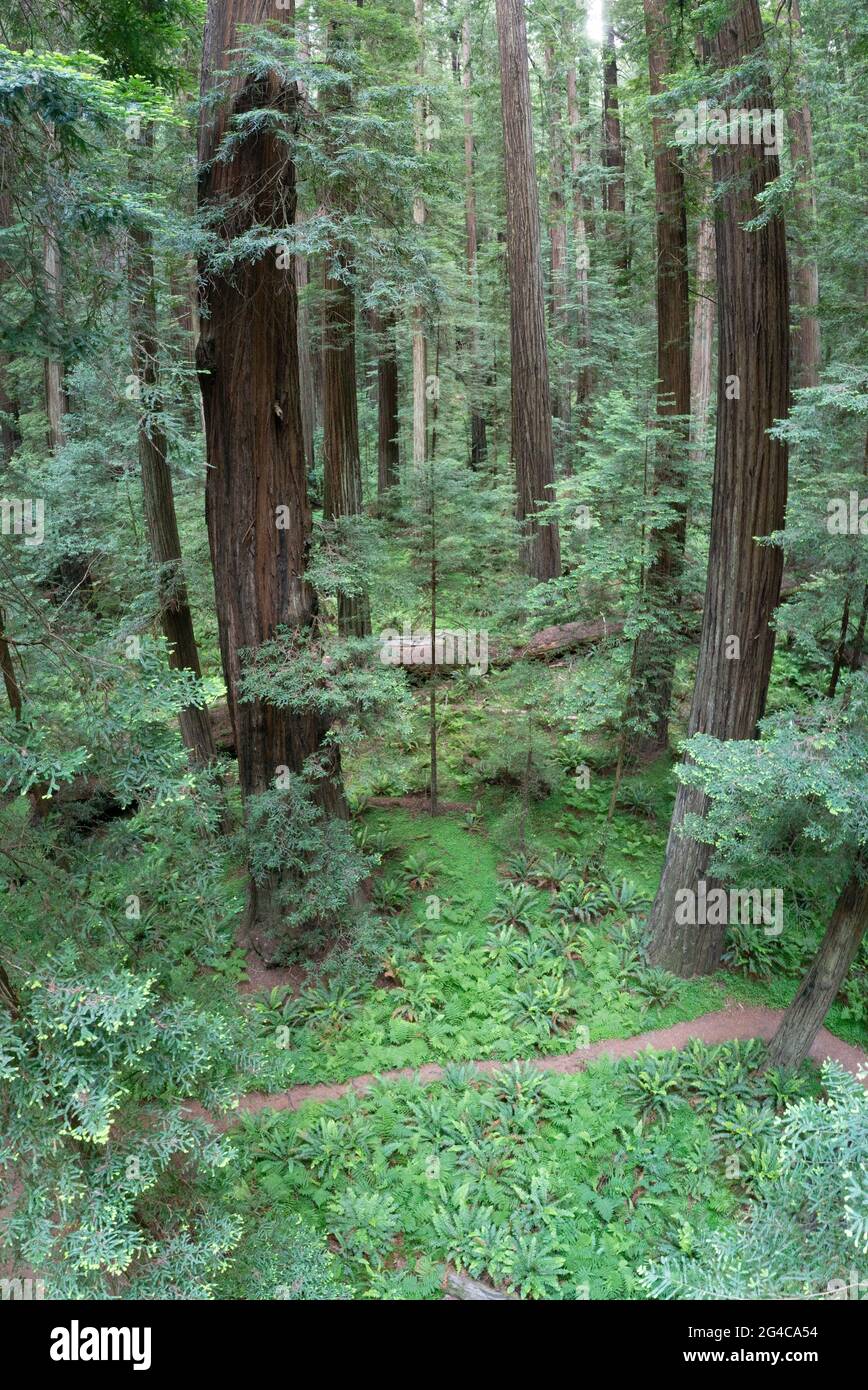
[216,1210,347,1301]
[239,1049,769,1299]
[0,948,242,1296]
[641,1063,868,1299]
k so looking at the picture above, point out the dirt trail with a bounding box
[187,1003,868,1128]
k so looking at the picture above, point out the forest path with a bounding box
[190,1003,868,1127]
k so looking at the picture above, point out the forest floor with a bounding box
[192,1001,867,1125]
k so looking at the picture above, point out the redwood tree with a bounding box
[495,0,560,581]
[197,0,348,943]
[646,0,790,976]
[625,0,691,760]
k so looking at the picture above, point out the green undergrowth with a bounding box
[252,786,865,1088]
[230,1039,819,1300]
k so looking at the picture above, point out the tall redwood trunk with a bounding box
[625,0,691,760]
[412,0,428,471]
[646,0,790,977]
[129,125,215,766]
[321,10,370,638]
[197,0,348,945]
[689,149,716,472]
[545,44,569,428]
[461,17,486,466]
[295,217,316,475]
[566,36,593,433]
[374,310,399,496]
[783,0,820,387]
[495,0,561,581]
[766,867,868,1069]
[601,12,627,273]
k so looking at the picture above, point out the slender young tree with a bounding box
[412,0,428,471]
[624,0,691,760]
[689,147,716,471]
[601,9,626,272]
[782,0,820,387]
[321,7,371,638]
[545,43,569,427]
[495,0,560,581]
[566,23,593,431]
[373,310,400,496]
[128,124,215,766]
[43,218,67,452]
[197,0,349,938]
[646,0,790,976]
[461,15,486,466]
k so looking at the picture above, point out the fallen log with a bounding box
[510,573,799,665]
[443,1269,517,1301]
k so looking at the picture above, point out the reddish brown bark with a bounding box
[690,149,716,471]
[461,17,486,466]
[197,0,348,942]
[601,12,627,272]
[647,0,790,976]
[495,0,561,581]
[566,42,593,431]
[783,0,820,388]
[545,44,569,427]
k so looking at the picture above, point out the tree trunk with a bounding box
[322,259,370,637]
[128,124,215,767]
[646,0,790,977]
[374,310,400,496]
[495,0,561,581]
[197,0,349,944]
[321,13,370,639]
[566,37,592,434]
[783,0,820,388]
[0,172,20,462]
[412,0,428,472]
[295,215,316,476]
[624,0,691,761]
[601,11,627,273]
[545,45,569,428]
[461,17,487,466]
[766,867,868,1070]
[43,220,67,452]
[689,150,716,471]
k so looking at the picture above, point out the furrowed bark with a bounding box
[495,0,561,581]
[647,0,790,977]
[197,0,349,949]
[461,16,487,466]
